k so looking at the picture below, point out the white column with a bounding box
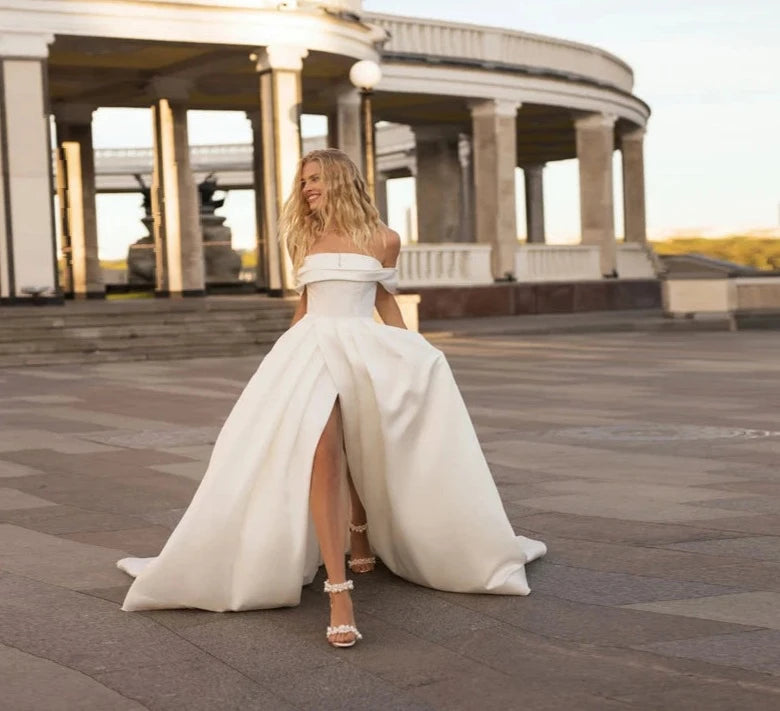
[457,134,475,242]
[0,32,57,302]
[333,85,362,167]
[621,126,647,244]
[523,163,546,244]
[54,103,103,298]
[575,113,617,276]
[470,100,520,279]
[413,127,462,243]
[148,77,204,297]
[247,110,268,290]
[254,45,308,294]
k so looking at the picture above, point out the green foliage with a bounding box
[651,236,780,271]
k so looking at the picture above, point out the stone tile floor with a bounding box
[1,329,779,710]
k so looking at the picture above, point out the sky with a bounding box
[90,0,780,258]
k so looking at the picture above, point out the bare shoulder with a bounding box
[377,224,401,267]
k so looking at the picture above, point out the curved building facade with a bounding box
[0,0,650,302]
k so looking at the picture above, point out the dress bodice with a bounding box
[295,253,398,319]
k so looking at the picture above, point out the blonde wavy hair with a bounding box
[279,148,381,272]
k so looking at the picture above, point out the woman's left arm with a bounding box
[374,228,407,329]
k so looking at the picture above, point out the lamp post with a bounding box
[349,59,382,202]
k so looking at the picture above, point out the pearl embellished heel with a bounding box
[324,579,362,648]
[348,522,376,573]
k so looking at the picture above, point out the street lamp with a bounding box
[349,59,382,202]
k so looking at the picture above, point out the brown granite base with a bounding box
[400,280,661,320]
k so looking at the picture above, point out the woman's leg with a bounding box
[347,470,374,566]
[309,400,356,644]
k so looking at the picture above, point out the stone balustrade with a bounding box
[366,13,634,93]
[398,243,493,288]
[514,245,602,282]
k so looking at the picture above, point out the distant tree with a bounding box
[651,236,780,271]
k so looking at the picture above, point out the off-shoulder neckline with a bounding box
[303,252,385,268]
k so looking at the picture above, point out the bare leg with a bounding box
[347,470,374,570]
[310,401,356,645]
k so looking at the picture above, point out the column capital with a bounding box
[252,45,309,73]
[0,32,54,59]
[521,162,547,174]
[621,125,646,143]
[148,76,192,102]
[574,113,617,130]
[53,103,95,126]
[469,99,520,119]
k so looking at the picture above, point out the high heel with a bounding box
[348,522,376,573]
[324,579,362,648]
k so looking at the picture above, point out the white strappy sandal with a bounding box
[324,579,363,648]
[347,522,376,573]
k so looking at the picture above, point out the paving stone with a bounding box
[0,573,203,675]
[530,563,743,606]
[0,487,57,510]
[61,526,172,558]
[0,459,46,478]
[0,504,148,535]
[94,656,294,711]
[625,592,780,630]
[0,643,146,711]
[515,511,746,545]
[638,629,780,676]
[663,535,780,562]
[0,524,131,589]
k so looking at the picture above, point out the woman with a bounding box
[118,148,546,648]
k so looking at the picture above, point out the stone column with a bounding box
[375,172,388,223]
[523,163,546,244]
[254,45,308,294]
[575,113,617,276]
[332,86,362,167]
[457,134,475,243]
[621,126,647,244]
[54,104,103,298]
[0,32,58,303]
[413,127,463,243]
[247,110,268,290]
[470,100,520,279]
[149,77,204,297]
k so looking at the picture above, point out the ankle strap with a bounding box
[324,579,354,594]
[349,522,368,533]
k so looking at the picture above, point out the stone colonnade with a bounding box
[0,34,649,302]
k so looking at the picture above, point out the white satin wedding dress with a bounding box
[118,252,546,612]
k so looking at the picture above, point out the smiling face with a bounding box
[301,160,326,212]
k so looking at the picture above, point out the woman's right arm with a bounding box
[289,288,307,327]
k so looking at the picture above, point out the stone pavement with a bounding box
[1,329,780,710]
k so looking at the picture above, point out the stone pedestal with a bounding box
[470,100,520,279]
[575,113,617,276]
[254,45,308,294]
[54,103,103,298]
[0,33,58,302]
[202,214,241,283]
[621,127,647,244]
[523,163,546,244]
[149,77,204,297]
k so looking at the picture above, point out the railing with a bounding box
[514,245,602,282]
[616,243,658,279]
[366,13,634,93]
[398,243,493,288]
